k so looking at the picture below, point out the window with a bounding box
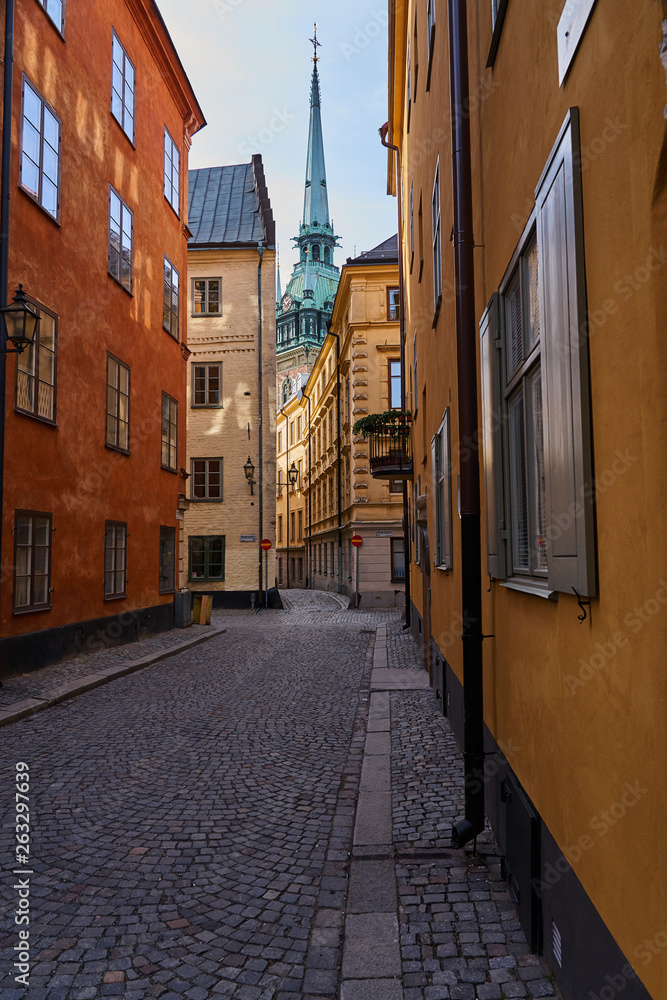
[297,416,302,439]
[413,477,421,565]
[410,180,414,270]
[418,194,424,281]
[389,360,402,409]
[161,393,177,471]
[290,421,295,446]
[192,277,221,315]
[278,557,283,585]
[298,459,303,484]
[188,536,225,581]
[432,408,453,571]
[432,159,442,315]
[323,543,327,575]
[108,186,133,292]
[192,363,221,407]
[20,77,61,220]
[278,515,283,544]
[389,480,403,494]
[191,458,222,501]
[164,128,180,214]
[329,479,334,515]
[426,0,436,81]
[37,0,64,33]
[298,510,303,540]
[391,537,406,582]
[15,302,56,423]
[298,557,303,582]
[104,521,127,599]
[106,355,130,453]
[291,511,295,541]
[159,527,175,594]
[387,287,400,321]
[329,410,334,447]
[163,258,179,338]
[330,542,335,577]
[413,331,418,409]
[480,110,595,597]
[557,0,597,85]
[488,0,510,68]
[111,32,135,143]
[13,511,51,612]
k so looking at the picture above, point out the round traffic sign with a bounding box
[351,534,363,548]
[260,538,272,550]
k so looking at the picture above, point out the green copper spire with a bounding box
[303,25,329,228]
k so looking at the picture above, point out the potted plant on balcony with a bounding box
[353,410,412,474]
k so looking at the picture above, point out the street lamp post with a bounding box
[277,461,299,589]
[243,456,256,495]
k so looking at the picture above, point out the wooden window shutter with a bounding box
[536,109,596,597]
[479,293,506,579]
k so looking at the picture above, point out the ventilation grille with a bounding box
[552,920,562,967]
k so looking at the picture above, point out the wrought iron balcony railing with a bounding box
[353,411,413,480]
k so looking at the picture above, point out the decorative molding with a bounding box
[353,482,368,490]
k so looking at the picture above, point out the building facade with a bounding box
[388,1,666,998]
[276,28,340,406]
[0,0,204,674]
[183,158,276,607]
[276,237,405,607]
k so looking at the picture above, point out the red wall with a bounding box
[1,0,203,639]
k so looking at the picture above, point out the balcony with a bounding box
[353,410,413,480]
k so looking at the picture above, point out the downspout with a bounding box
[379,124,411,629]
[0,0,15,588]
[302,388,312,588]
[448,0,485,849]
[257,243,265,603]
[328,328,343,594]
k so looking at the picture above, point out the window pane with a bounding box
[22,121,40,164]
[193,281,205,313]
[43,108,59,152]
[208,538,223,577]
[509,392,529,570]
[23,85,41,128]
[529,369,548,571]
[189,537,205,578]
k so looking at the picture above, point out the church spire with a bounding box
[302,24,329,228]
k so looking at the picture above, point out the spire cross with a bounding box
[309,23,321,63]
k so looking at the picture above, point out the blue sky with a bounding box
[158,0,397,277]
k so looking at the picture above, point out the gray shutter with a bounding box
[479,293,506,579]
[536,109,596,597]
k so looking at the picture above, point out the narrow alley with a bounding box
[0,593,556,1000]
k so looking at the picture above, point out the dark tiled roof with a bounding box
[188,160,274,247]
[346,234,398,266]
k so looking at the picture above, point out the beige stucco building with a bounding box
[276,237,405,607]
[182,157,277,606]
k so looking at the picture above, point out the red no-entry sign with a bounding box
[351,534,363,548]
[260,538,272,551]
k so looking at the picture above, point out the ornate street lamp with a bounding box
[0,284,40,354]
[243,456,256,496]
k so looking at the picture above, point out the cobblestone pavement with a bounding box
[0,592,557,999]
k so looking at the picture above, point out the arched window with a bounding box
[312,244,320,261]
[323,246,331,264]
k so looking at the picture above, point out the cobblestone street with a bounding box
[0,592,556,999]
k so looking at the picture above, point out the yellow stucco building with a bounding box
[182,158,277,606]
[387,1,666,998]
[276,238,406,606]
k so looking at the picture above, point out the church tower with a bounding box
[276,26,341,404]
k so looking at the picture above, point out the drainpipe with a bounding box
[448,0,485,850]
[257,243,265,604]
[328,329,343,594]
[282,404,291,590]
[303,388,312,588]
[0,0,15,589]
[379,124,411,628]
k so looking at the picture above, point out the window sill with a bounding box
[19,184,61,226]
[435,563,451,574]
[111,111,136,149]
[191,404,223,410]
[161,465,178,474]
[13,604,52,615]
[15,407,57,427]
[191,498,223,503]
[104,593,127,602]
[163,324,179,341]
[106,442,130,456]
[499,578,558,601]
[165,194,180,220]
[191,312,222,318]
[108,272,133,297]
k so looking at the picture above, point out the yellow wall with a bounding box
[184,248,276,595]
[390,0,667,993]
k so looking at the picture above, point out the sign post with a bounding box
[351,534,363,609]
[260,539,272,608]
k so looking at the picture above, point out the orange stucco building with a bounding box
[0,0,204,674]
[388,1,666,998]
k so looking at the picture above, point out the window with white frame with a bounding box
[16,303,56,423]
[161,393,177,471]
[163,257,179,338]
[20,77,61,220]
[479,110,595,598]
[164,128,180,214]
[389,360,402,409]
[432,159,442,313]
[37,0,64,33]
[111,32,135,143]
[108,186,133,292]
[432,409,452,571]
